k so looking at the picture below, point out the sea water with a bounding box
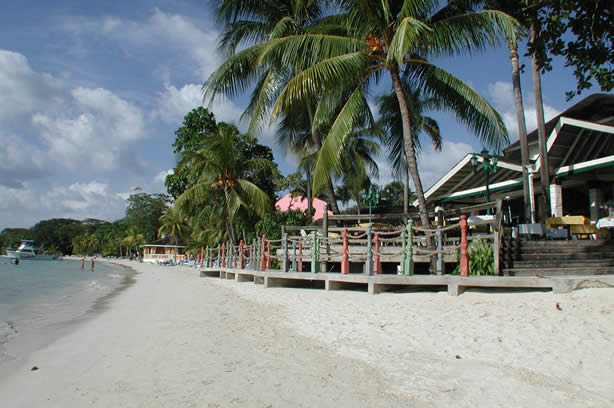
[0,258,134,376]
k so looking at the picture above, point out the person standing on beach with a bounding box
[81,257,85,270]
[91,257,95,271]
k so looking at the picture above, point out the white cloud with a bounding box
[417,141,473,190]
[0,132,47,188]
[98,9,221,82]
[0,50,64,120]
[32,87,147,171]
[488,81,561,141]
[0,181,127,228]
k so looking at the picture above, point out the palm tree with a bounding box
[123,226,145,257]
[377,80,442,213]
[266,0,517,239]
[175,124,273,243]
[158,206,191,244]
[205,0,346,214]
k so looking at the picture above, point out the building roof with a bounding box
[504,93,614,164]
[142,236,186,247]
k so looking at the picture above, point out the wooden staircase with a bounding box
[501,239,614,276]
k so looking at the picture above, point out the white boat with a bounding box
[4,240,56,260]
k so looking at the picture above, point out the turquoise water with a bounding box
[0,258,134,373]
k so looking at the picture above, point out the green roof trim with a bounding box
[441,181,522,202]
[556,160,614,177]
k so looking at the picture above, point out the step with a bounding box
[513,240,614,249]
[513,253,614,261]
[511,247,614,255]
[511,260,614,268]
[502,267,614,276]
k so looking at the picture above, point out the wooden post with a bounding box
[322,204,329,273]
[310,231,319,273]
[460,215,469,277]
[260,235,266,271]
[239,240,244,269]
[365,224,372,275]
[436,225,444,275]
[374,233,381,274]
[292,240,297,272]
[405,219,414,275]
[227,241,233,268]
[298,238,303,272]
[266,241,271,270]
[216,244,221,267]
[252,239,257,270]
[282,233,288,272]
[341,228,349,275]
[221,243,226,267]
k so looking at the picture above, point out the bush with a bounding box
[452,239,494,275]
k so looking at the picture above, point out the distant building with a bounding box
[141,236,186,264]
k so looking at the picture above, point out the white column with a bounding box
[550,184,563,217]
[589,188,603,221]
[528,173,536,223]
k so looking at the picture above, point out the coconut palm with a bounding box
[377,79,442,213]
[205,0,347,214]
[175,124,274,244]
[266,0,517,238]
[158,206,191,244]
[123,226,145,257]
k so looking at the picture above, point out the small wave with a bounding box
[0,321,18,344]
[86,280,112,292]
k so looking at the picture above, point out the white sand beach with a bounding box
[1,260,613,407]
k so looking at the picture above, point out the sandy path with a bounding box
[0,261,409,407]
[2,261,613,407]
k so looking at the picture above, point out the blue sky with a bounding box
[0,1,600,228]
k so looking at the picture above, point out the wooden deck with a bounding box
[200,267,614,296]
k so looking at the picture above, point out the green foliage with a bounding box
[125,191,172,242]
[0,228,33,249]
[380,181,406,209]
[453,239,494,276]
[535,0,614,99]
[256,210,312,241]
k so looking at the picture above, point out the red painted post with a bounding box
[460,215,469,277]
[374,233,381,274]
[266,241,271,269]
[341,228,349,275]
[239,240,244,269]
[298,238,303,272]
[260,235,266,271]
[221,243,226,267]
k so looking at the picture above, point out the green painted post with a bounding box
[216,244,221,268]
[405,219,414,275]
[282,233,288,272]
[204,246,209,268]
[310,231,320,273]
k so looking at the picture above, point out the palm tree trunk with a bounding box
[390,69,435,271]
[403,160,409,214]
[530,23,550,221]
[306,167,313,217]
[305,102,341,214]
[509,44,532,222]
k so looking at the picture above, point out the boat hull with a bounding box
[4,250,56,260]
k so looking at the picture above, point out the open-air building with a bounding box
[419,93,614,225]
[141,236,187,264]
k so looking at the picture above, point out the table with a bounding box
[596,217,614,229]
[518,223,546,238]
[546,216,598,239]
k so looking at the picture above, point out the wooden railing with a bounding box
[201,199,505,276]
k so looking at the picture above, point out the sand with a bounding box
[1,260,613,407]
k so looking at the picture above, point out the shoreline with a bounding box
[0,259,137,383]
[0,260,612,406]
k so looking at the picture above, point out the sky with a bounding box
[0,0,602,229]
